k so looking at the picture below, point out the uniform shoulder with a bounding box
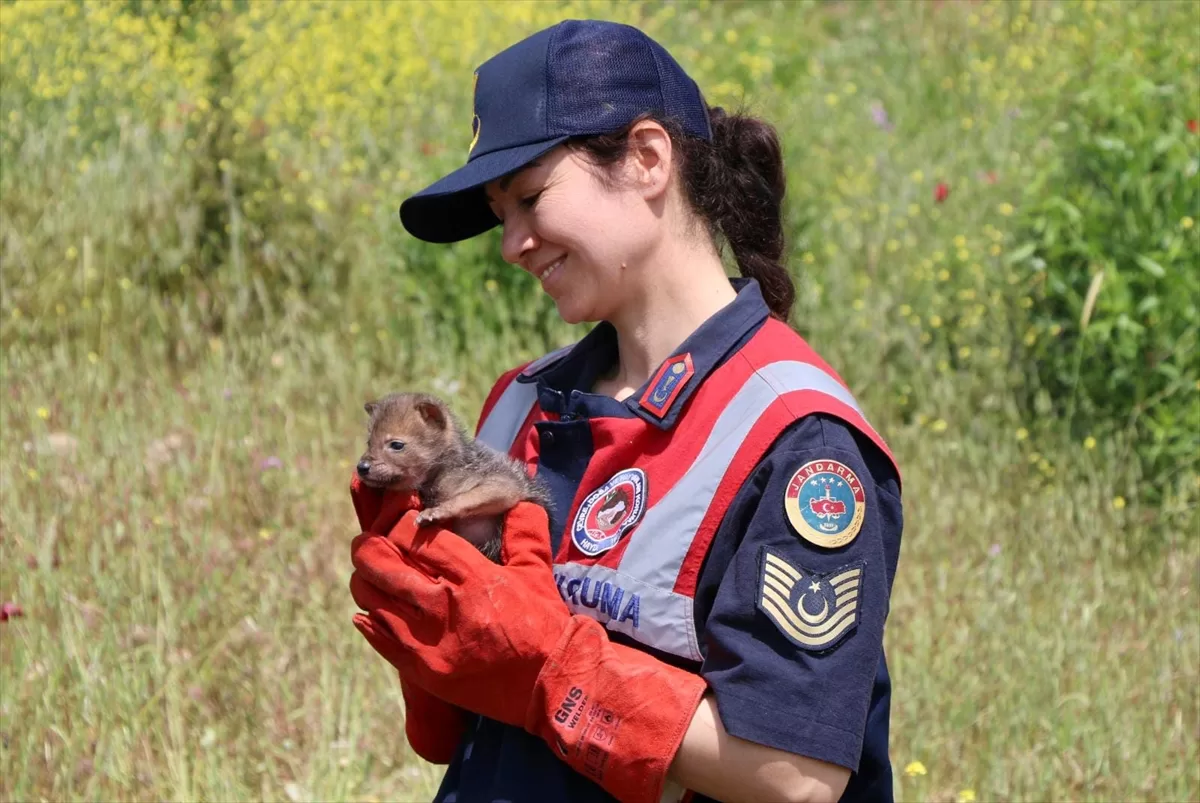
[769,414,900,500]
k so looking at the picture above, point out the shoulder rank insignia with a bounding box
[756,547,863,652]
[638,353,694,418]
[784,459,866,549]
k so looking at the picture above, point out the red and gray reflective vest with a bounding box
[475,318,898,662]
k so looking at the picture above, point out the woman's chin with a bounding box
[552,296,593,326]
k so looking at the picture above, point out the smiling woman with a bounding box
[350,18,904,803]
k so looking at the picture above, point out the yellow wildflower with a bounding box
[904,761,927,777]
[998,202,1015,216]
[1112,496,1126,510]
[1016,427,1029,441]
[1182,216,1194,230]
[957,790,977,803]
[1083,436,1096,450]
[931,419,948,433]
[36,406,49,420]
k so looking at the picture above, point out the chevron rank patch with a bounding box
[756,547,863,652]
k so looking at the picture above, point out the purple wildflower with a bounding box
[870,101,894,132]
[259,456,283,471]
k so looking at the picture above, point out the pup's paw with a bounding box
[413,509,442,528]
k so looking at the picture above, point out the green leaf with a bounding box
[1134,254,1166,278]
[1005,242,1038,265]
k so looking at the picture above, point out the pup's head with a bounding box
[357,393,458,491]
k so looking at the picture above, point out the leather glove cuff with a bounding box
[527,616,707,803]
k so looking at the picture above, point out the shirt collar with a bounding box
[517,278,770,429]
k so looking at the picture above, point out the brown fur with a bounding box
[357,392,550,561]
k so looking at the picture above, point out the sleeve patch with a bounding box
[783,459,866,549]
[756,547,864,653]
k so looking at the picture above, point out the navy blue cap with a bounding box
[399,19,712,244]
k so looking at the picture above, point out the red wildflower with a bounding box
[1188,119,1198,134]
[1,602,23,621]
[934,181,950,203]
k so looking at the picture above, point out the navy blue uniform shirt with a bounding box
[434,280,903,803]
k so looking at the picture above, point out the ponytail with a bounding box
[690,106,793,321]
[570,106,795,321]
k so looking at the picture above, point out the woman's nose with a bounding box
[500,218,538,266]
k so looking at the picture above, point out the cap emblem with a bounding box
[468,71,482,156]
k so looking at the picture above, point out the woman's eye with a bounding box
[388,440,405,451]
[519,191,542,210]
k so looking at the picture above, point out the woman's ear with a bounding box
[627,120,672,202]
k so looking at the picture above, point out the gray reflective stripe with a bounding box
[553,560,703,662]
[519,342,575,378]
[619,361,867,591]
[476,380,538,454]
[659,782,685,803]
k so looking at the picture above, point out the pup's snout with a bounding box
[356,459,372,478]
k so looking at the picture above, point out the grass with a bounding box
[3,333,1196,802]
[1,0,1198,801]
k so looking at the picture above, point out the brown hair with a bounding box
[567,107,795,321]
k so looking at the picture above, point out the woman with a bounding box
[349,19,903,803]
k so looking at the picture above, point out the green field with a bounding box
[1,1,1197,801]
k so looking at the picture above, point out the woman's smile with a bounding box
[539,255,566,290]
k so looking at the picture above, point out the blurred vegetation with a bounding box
[2,0,1196,507]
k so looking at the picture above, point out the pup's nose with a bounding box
[356,460,371,478]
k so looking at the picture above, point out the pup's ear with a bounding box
[416,399,448,430]
[364,401,378,417]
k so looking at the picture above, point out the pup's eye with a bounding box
[387,440,405,451]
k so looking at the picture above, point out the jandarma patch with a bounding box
[571,468,647,557]
[783,459,866,549]
[757,548,864,652]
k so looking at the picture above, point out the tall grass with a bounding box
[1,1,1197,801]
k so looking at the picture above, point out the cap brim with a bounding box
[398,136,570,243]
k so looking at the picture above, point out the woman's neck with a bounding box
[598,241,737,400]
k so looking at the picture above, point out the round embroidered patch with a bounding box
[783,459,866,549]
[571,468,647,557]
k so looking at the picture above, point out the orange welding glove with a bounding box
[350,476,467,764]
[349,502,707,803]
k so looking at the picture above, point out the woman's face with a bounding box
[484,145,659,325]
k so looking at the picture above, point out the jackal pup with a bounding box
[356,392,550,561]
